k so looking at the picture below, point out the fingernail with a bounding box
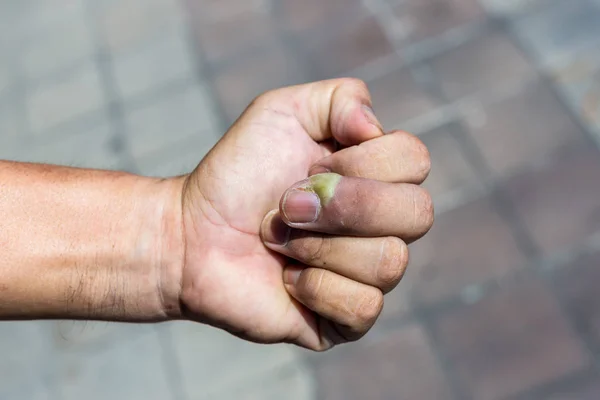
[283,190,320,223]
[284,267,303,285]
[308,165,331,176]
[362,104,382,129]
[261,211,291,246]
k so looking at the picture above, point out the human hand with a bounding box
[171,79,433,351]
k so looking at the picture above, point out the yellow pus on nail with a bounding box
[302,173,342,206]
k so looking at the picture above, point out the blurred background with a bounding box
[1,0,600,399]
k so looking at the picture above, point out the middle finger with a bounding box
[261,211,409,293]
[309,130,431,184]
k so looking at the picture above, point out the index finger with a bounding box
[279,173,434,241]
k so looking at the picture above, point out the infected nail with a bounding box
[308,173,342,206]
[283,190,320,223]
[282,173,342,223]
[261,211,291,246]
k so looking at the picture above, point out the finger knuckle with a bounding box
[412,186,434,234]
[345,77,369,92]
[412,135,432,180]
[377,238,409,290]
[394,131,431,181]
[252,90,273,106]
[300,235,331,265]
[253,87,287,108]
[420,189,435,232]
[354,289,384,326]
[301,269,326,303]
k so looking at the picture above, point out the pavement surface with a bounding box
[2,0,600,399]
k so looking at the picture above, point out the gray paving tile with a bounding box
[2,384,53,400]
[0,95,25,161]
[19,15,94,81]
[8,0,86,40]
[513,0,600,67]
[51,321,157,351]
[124,84,218,159]
[0,61,12,96]
[0,138,23,162]
[56,328,174,400]
[478,0,554,16]
[169,322,299,398]
[25,62,106,136]
[203,364,316,400]
[0,322,54,399]
[111,27,196,100]
[12,123,122,169]
[51,321,157,352]
[135,133,217,177]
[0,95,23,140]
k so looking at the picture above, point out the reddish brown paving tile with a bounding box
[275,0,365,33]
[213,41,311,125]
[432,30,535,99]
[464,78,587,178]
[190,9,276,64]
[553,251,600,348]
[391,0,486,43]
[314,323,454,400]
[432,276,590,400]
[419,123,481,199]
[367,67,439,130]
[301,16,395,79]
[505,147,600,256]
[406,195,526,307]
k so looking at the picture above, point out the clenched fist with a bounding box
[0,78,432,351]
[173,78,434,351]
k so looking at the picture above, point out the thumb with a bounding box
[273,78,385,146]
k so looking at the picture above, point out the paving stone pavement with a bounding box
[2,0,600,399]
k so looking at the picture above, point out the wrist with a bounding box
[70,173,186,322]
[63,172,187,322]
[92,173,186,322]
[152,175,187,320]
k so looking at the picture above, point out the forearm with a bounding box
[0,161,184,322]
